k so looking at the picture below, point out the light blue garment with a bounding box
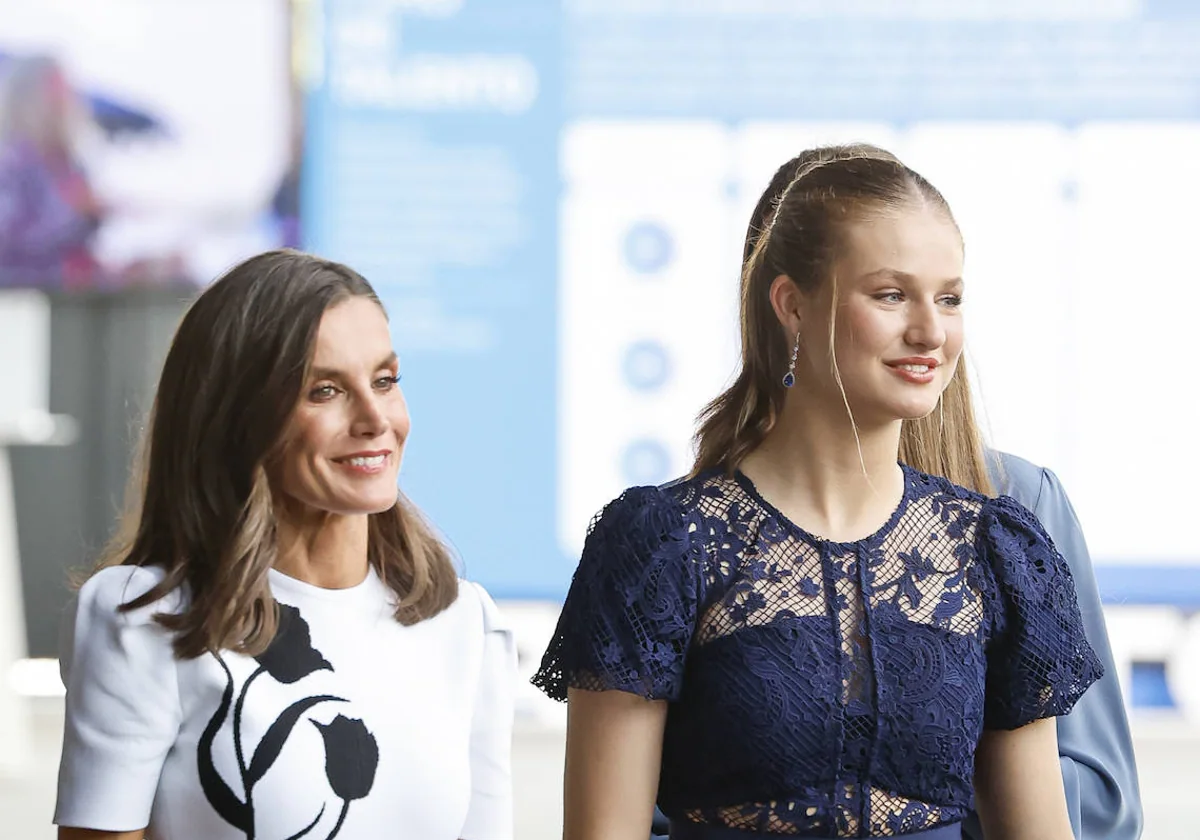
[962,451,1143,840]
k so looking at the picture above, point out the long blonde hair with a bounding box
[694,145,993,495]
[95,250,459,658]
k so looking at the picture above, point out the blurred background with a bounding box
[1,0,1198,837]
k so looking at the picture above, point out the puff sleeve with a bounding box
[532,487,702,702]
[54,565,182,831]
[978,495,1104,731]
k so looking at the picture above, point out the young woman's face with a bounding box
[275,297,409,519]
[797,205,966,426]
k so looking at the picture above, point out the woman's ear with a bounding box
[768,273,803,338]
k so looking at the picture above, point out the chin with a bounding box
[324,502,397,518]
[328,488,399,517]
[905,400,943,419]
[896,403,941,421]
[867,394,941,422]
[360,494,400,515]
[880,385,944,420]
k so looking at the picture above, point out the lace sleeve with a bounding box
[532,486,701,702]
[979,495,1105,730]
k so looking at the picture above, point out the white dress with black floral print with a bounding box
[55,565,516,840]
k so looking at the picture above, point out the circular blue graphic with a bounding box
[622,340,672,392]
[621,439,673,486]
[623,221,674,275]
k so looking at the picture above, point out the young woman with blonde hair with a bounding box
[536,147,1103,839]
[737,148,1140,840]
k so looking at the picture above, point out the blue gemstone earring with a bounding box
[782,331,800,388]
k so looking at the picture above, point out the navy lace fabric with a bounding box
[533,465,1104,837]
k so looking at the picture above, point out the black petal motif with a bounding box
[199,605,377,840]
[311,715,379,802]
[247,695,347,786]
[198,656,251,832]
[254,603,333,684]
[285,803,326,840]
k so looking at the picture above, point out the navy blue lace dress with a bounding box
[533,465,1103,838]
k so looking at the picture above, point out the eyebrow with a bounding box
[861,268,963,286]
[309,352,398,381]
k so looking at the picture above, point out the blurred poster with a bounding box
[301,0,562,597]
[0,0,292,289]
[302,0,1200,600]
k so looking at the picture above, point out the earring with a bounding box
[782,331,801,388]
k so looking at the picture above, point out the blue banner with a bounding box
[303,0,564,598]
[303,0,1200,602]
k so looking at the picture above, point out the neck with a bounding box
[740,390,904,541]
[273,506,371,590]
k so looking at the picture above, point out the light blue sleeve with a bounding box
[964,452,1143,840]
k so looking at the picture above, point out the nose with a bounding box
[904,300,947,352]
[350,391,388,438]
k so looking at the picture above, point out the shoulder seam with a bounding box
[465,580,511,636]
[1034,467,1051,513]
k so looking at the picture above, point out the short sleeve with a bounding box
[532,486,702,702]
[54,566,183,831]
[460,581,517,840]
[978,495,1105,731]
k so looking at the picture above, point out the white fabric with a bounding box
[55,564,516,840]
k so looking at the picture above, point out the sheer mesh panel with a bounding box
[682,475,979,835]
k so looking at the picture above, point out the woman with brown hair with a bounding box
[535,147,1103,839]
[53,250,515,839]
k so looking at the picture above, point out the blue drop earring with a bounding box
[782,331,800,388]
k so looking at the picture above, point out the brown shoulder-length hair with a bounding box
[694,144,993,495]
[96,249,459,658]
